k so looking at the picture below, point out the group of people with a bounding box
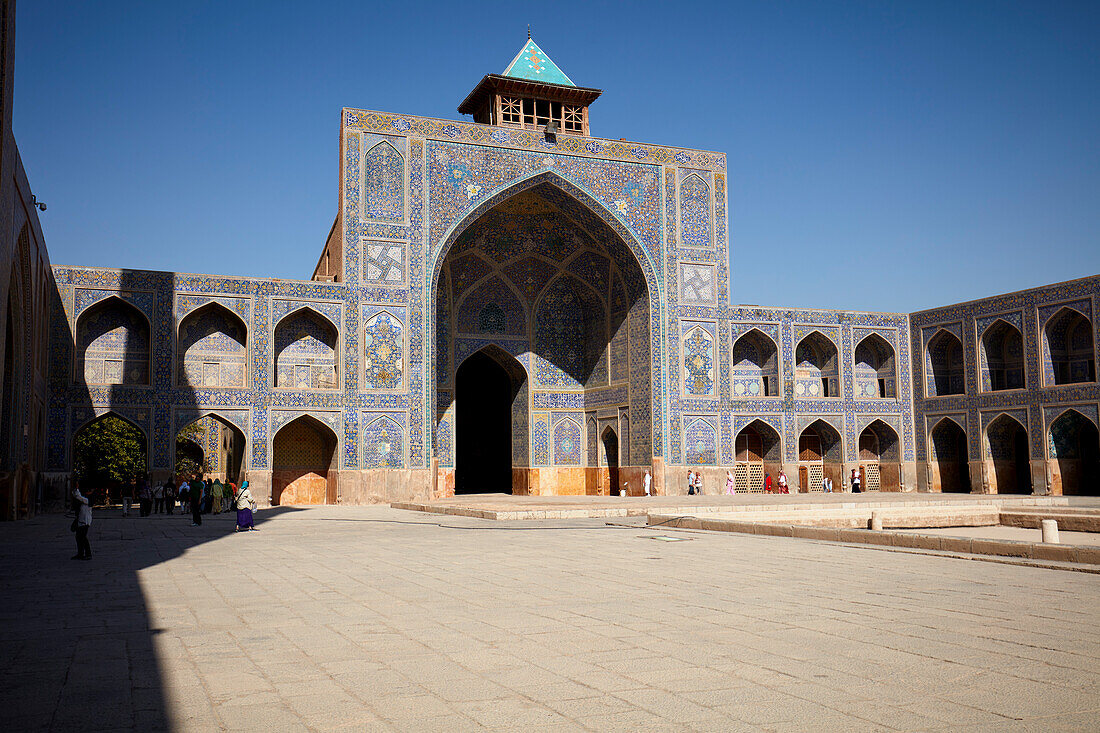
[68,475,258,560]
[176,477,256,531]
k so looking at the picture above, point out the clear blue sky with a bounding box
[15,1,1100,313]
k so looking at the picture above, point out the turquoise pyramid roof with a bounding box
[502,40,576,87]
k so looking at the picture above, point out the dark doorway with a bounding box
[601,427,619,496]
[931,419,970,493]
[456,351,516,494]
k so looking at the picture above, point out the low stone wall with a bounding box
[649,514,1100,566]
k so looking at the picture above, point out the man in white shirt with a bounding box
[643,470,652,497]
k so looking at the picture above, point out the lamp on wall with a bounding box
[30,195,46,212]
[544,119,558,140]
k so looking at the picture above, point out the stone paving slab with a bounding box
[2,505,1099,731]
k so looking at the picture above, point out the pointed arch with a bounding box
[926,328,965,396]
[71,411,149,490]
[175,412,246,484]
[679,172,712,250]
[979,318,1024,392]
[362,140,405,223]
[854,333,897,398]
[274,306,339,389]
[684,417,717,466]
[177,302,248,388]
[984,413,1030,494]
[272,414,338,505]
[553,417,583,466]
[859,419,900,491]
[795,331,839,398]
[363,310,403,390]
[1049,409,1100,496]
[454,346,526,494]
[683,324,716,397]
[930,417,970,493]
[1043,306,1095,385]
[75,295,151,386]
[732,328,779,397]
[363,416,404,468]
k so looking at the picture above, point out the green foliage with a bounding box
[175,422,209,479]
[73,415,147,488]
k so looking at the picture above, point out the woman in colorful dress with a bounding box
[234,480,256,532]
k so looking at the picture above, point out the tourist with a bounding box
[694,471,704,495]
[823,476,833,493]
[234,480,256,532]
[726,470,735,495]
[164,478,176,514]
[190,476,204,526]
[643,469,652,497]
[71,485,92,560]
[138,476,152,517]
[851,468,861,493]
[152,480,164,513]
[211,479,223,514]
[178,482,189,514]
[121,479,134,516]
[764,473,772,493]
[777,470,789,494]
[686,470,695,495]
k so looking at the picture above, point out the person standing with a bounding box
[764,473,773,493]
[121,479,134,517]
[72,485,92,560]
[164,478,176,514]
[211,479,223,515]
[152,481,164,514]
[643,470,652,497]
[138,477,152,517]
[686,470,695,495]
[777,470,789,494]
[234,480,256,532]
[850,468,861,493]
[190,476,204,526]
[693,471,704,495]
[726,470,735,495]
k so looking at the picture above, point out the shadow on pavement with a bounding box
[0,505,304,731]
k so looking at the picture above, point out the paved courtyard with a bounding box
[2,505,1099,731]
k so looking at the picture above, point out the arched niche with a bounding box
[177,303,248,388]
[175,413,246,485]
[732,329,778,397]
[926,330,965,396]
[75,297,150,386]
[71,412,148,503]
[795,332,839,398]
[797,419,843,492]
[854,334,896,398]
[363,416,404,469]
[432,175,656,489]
[274,308,339,390]
[599,425,620,495]
[1044,307,1095,385]
[272,415,337,505]
[733,420,782,492]
[1048,409,1099,496]
[684,417,717,466]
[362,140,405,223]
[455,275,527,336]
[929,417,970,493]
[858,419,900,491]
[984,414,1030,494]
[980,319,1024,392]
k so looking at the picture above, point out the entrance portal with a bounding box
[455,351,523,494]
[930,418,970,493]
[985,415,1030,494]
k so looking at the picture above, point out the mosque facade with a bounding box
[2,39,1097,515]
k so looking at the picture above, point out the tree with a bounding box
[175,422,209,479]
[72,415,146,489]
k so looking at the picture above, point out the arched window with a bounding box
[732,329,778,397]
[1044,307,1095,385]
[926,330,964,396]
[274,308,339,389]
[854,334,896,398]
[980,320,1024,391]
[795,332,839,398]
[75,297,150,385]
